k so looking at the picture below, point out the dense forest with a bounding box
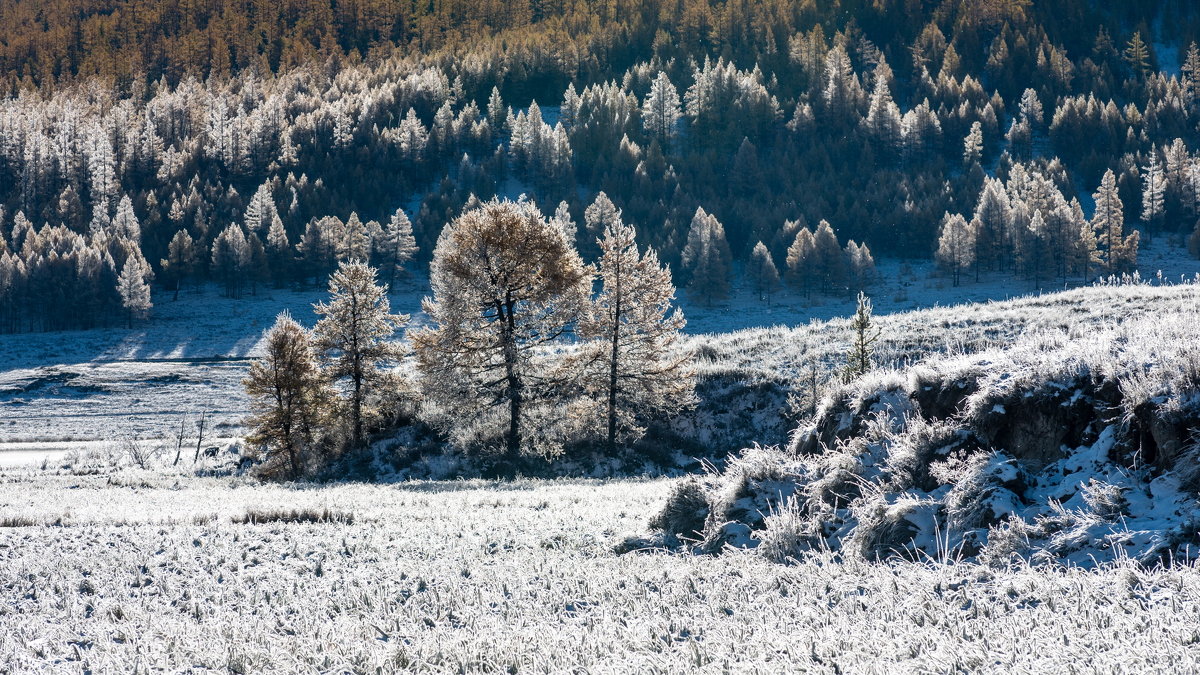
[2,0,1200,331]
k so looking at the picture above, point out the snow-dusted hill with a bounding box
[651,282,1200,566]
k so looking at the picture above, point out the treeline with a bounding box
[1,0,1200,331]
[245,198,694,476]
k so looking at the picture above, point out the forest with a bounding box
[1,0,1200,331]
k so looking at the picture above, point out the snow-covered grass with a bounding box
[3,472,1200,672]
[656,295,1200,567]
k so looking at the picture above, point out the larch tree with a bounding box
[412,199,589,461]
[643,72,682,146]
[936,213,976,286]
[583,192,622,258]
[845,240,876,291]
[680,207,731,304]
[843,291,881,382]
[379,208,418,284]
[578,219,694,452]
[1142,153,1166,234]
[211,223,251,298]
[1092,169,1139,275]
[963,121,983,166]
[748,241,782,302]
[243,312,331,478]
[159,228,196,300]
[116,254,152,328]
[312,262,408,450]
[786,225,817,296]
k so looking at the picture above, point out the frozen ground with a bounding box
[2,240,1198,446]
[1,471,1199,672]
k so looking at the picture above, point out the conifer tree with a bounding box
[312,262,408,449]
[786,226,817,296]
[1092,169,1138,275]
[963,121,983,166]
[160,229,196,300]
[643,72,682,146]
[578,220,694,452]
[211,223,251,298]
[680,207,731,304]
[379,208,418,284]
[936,213,976,286]
[116,255,152,328]
[265,214,291,287]
[748,241,782,302]
[843,291,880,382]
[243,312,331,478]
[1142,153,1166,234]
[413,199,589,460]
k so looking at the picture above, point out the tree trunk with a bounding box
[501,295,521,461]
[607,279,621,453]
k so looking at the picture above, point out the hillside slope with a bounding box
[651,280,1200,566]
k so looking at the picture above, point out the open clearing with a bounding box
[1,472,1199,672]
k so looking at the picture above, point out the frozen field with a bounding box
[2,471,1199,672]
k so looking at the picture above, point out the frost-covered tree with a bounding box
[413,199,589,460]
[1142,153,1166,233]
[642,72,682,146]
[116,254,152,328]
[159,228,196,300]
[578,220,694,451]
[786,225,817,296]
[243,312,331,478]
[964,121,984,166]
[1092,169,1138,275]
[680,207,731,304]
[936,213,976,286]
[312,262,408,449]
[265,214,291,287]
[112,195,141,243]
[245,182,278,234]
[338,212,371,262]
[845,240,876,292]
[377,208,418,284]
[748,241,781,302]
[583,192,622,257]
[843,291,880,382]
[211,223,251,298]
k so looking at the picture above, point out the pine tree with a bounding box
[312,262,408,449]
[116,255,152,328]
[584,192,622,254]
[643,72,682,146]
[412,199,589,461]
[936,213,976,286]
[578,220,694,452]
[243,312,331,478]
[748,241,782,302]
[843,291,880,382]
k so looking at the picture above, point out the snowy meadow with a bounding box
[3,472,1200,672]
